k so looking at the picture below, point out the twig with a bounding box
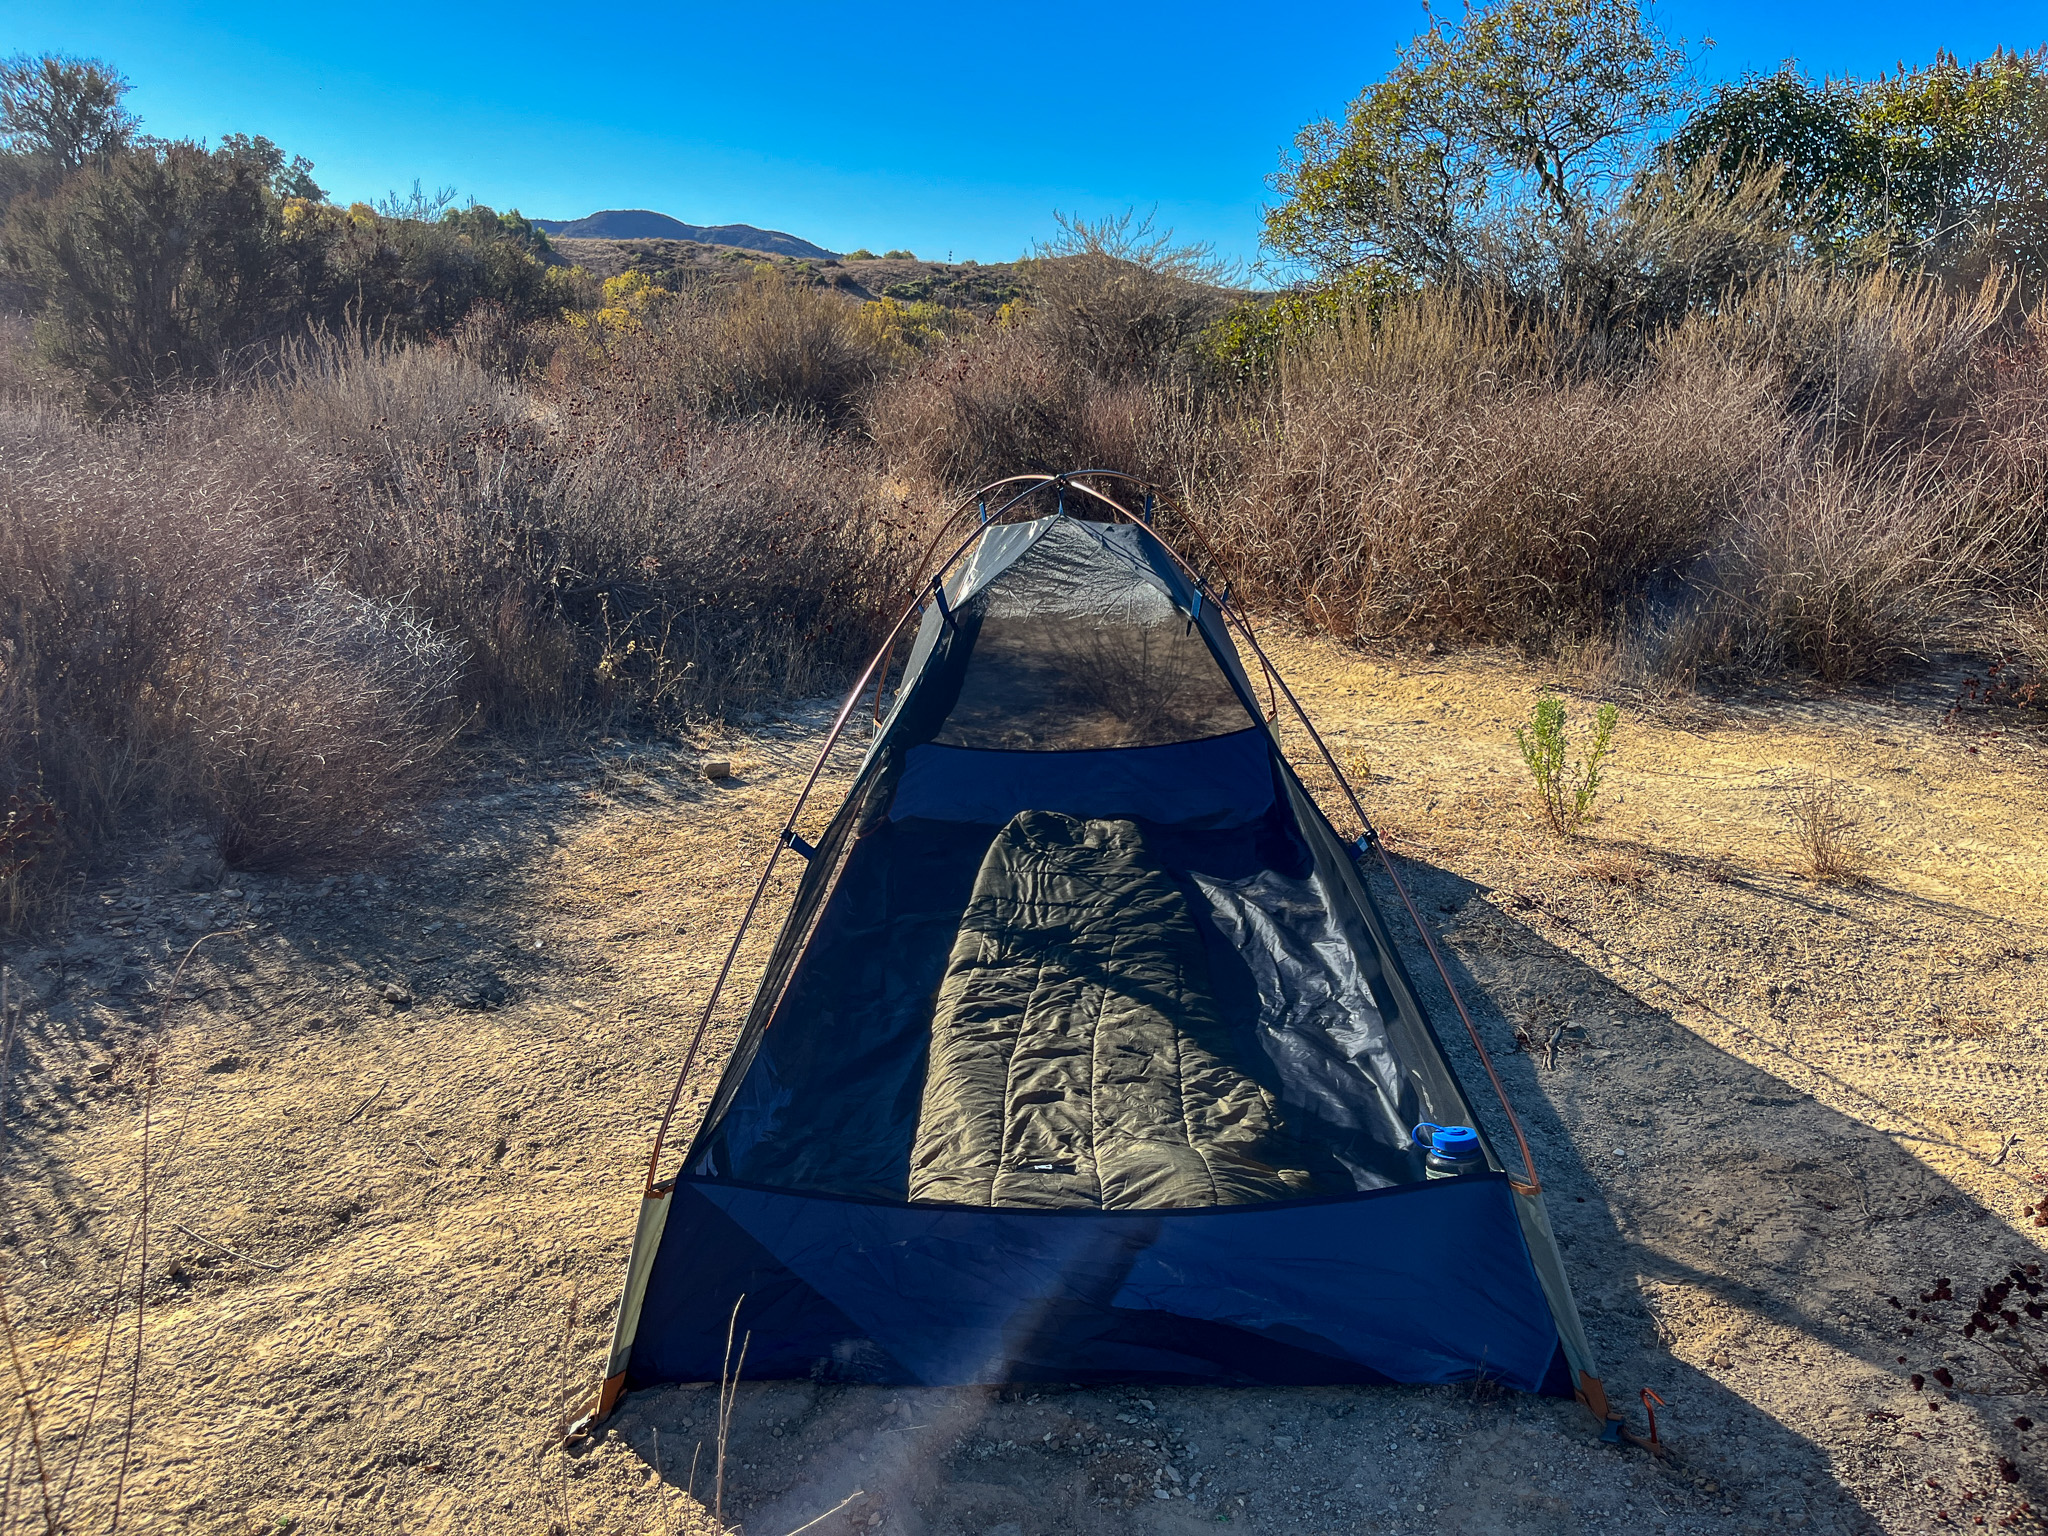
[0,967,19,1143]
[111,926,245,1534]
[783,1489,867,1536]
[406,1136,441,1168]
[340,1083,385,1126]
[0,1284,58,1535]
[1545,1024,1566,1071]
[715,1297,750,1525]
[55,1185,144,1522]
[109,1050,153,1534]
[1992,1133,2019,1167]
[655,1428,671,1536]
[172,1223,283,1272]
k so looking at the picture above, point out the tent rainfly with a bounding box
[593,473,1617,1429]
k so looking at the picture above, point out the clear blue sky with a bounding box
[3,0,2043,265]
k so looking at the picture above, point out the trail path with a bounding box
[2,637,2043,1536]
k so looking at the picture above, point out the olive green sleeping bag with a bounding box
[909,809,1313,1210]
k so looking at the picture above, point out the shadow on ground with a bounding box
[591,853,2043,1536]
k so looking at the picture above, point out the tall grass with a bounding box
[865,329,1182,491]
[0,320,930,916]
[1180,271,2048,684]
[4,250,2044,921]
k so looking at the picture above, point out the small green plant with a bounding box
[1514,695,1619,836]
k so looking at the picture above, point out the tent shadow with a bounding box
[1363,849,2045,1534]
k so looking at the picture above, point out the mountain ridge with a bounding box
[531,209,835,259]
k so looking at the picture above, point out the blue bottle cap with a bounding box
[1421,1124,1481,1158]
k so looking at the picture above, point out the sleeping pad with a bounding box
[909,809,1315,1210]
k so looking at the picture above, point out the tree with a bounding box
[0,54,135,175]
[218,132,325,202]
[1265,0,1692,281]
[2,140,287,405]
[1670,49,2048,283]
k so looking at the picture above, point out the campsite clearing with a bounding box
[2,633,2043,1535]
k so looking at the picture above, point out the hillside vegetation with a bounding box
[1,17,2046,925]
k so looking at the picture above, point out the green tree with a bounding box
[1266,0,1691,281]
[0,53,137,207]
[2,140,287,405]
[218,132,325,202]
[440,202,553,259]
[0,54,135,174]
[1671,49,2048,282]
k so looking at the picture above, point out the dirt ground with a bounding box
[3,631,2045,1536]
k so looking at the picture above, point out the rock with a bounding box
[176,852,226,890]
[380,982,413,1007]
[458,974,508,1010]
[701,758,732,781]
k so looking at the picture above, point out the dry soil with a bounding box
[3,632,2045,1536]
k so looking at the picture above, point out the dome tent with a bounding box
[592,474,1614,1426]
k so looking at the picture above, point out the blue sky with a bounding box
[4,0,2043,264]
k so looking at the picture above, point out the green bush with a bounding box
[1201,267,1402,379]
[0,138,570,404]
[2,140,288,405]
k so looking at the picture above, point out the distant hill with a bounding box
[531,210,835,260]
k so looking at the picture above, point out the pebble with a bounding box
[702,759,732,781]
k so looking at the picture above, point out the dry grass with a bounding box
[588,273,904,424]
[1782,775,1870,883]
[1190,302,1777,648]
[864,328,1183,493]
[0,322,937,918]
[1183,275,2048,684]
[6,252,2046,926]
[0,402,466,906]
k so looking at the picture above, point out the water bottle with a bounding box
[1413,1123,1486,1179]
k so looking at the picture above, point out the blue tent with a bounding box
[594,476,1613,1425]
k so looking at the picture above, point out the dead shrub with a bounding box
[587,273,901,424]
[1656,454,2020,684]
[1782,775,1868,883]
[1191,323,1774,646]
[0,334,929,915]
[1017,210,1236,380]
[0,401,462,909]
[1187,271,2048,685]
[1661,266,2010,455]
[865,329,1180,493]
[194,583,463,869]
[263,330,925,724]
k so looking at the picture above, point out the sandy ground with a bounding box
[2,632,2045,1536]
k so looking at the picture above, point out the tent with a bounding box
[594,474,1615,1425]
